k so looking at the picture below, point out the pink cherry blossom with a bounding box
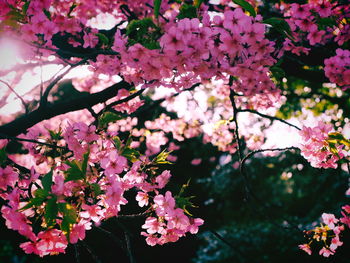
[322,213,339,229]
[298,244,312,255]
[319,247,334,257]
[134,191,148,207]
[0,166,18,190]
[70,223,86,244]
[155,170,171,189]
[100,150,128,176]
[142,217,165,234]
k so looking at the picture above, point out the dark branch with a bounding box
[95,227,125,251]
[124,231,135,263]
[240,147,300,172]
[102,88,146,113]
[74,244,81,263]
[40,59,87,107]
[238,108,301,131]
[81,241,102,263]
[0,133,67,149]
[0,80,132,136]
[0,79,29,113]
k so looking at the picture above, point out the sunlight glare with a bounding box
[0,38,22,71]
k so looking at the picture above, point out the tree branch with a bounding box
[81,241,102,263]
[0,80,132,136]
[0,132,67,149]
[74,244,81,263]
[40,59,87,108]
[95,227,125,251]
[240,147,300,172]
[238,109,301,131]
[124,231,135,263]
[101,88,146,113]
[0,79,29,113]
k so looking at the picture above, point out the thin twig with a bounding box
[145,3,170,22]
[238,108,301,131]
[239,146,302,233]
[92,88,145,126]
[0,61,57,77]
[40,59,87,107]
[28,41,119,59]
[124,231,135,263]
[229,89,243,162]
[96,227,126,251]
[229,84,302,233]
[229,87,250,198]
[81,241,102,263]
[6,157,31,173]
[240,147,300,170]
[209,230,253,261]
[74,244,81,263]
[0,79,29,113]
[0,133,67,149]
[117,210,149,218]
[103,88,145,111]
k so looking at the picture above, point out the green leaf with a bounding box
[42,8,51,20]
[81,151,89,175]
[58,203,77,240]
[175,196,196,216]
[45,197,58,228]
[328,132,346,141]
[232,0,256,17]
[317,17,337,28]
[22,1,30,15]
[270,66,285,80]
[95,33,109,45]
[263,17,294,40]
[65,161,84,182]
[154,0,162,19]
[0,147,7,165]
[18,194,47,211]
[177,4,197,19]
[60,218,71,240]
[64,152,89,182]
[99,112,123,127]
[34,188,49,199]
[126,18,161,50]
[328,132,350,147]
[58,203,77,224]
[194,0,204,8]
[113,136,123,150]
[41,170,53,192]
[48,129,62,140]
[125,136,133,148]
[122,147,140,162]
[154,149,173,164]
[91,183,102,196]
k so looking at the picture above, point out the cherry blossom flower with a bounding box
[322,213,339,229]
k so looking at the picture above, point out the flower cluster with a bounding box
[282,1,346,52]
[2,0,282,107]
[300,206,350,257]
[299,122,348,169]
[324,49,350,89]
[0,122,203,257]
[141,191,204,246]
